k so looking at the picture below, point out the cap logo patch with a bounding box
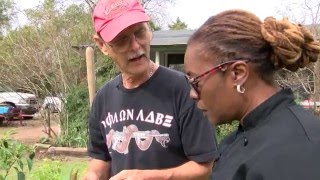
[104,0,129,18]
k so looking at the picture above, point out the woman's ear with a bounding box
[229,61,249,85]
[93,34,109,56]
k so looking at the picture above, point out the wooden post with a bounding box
[47,108,51,137]
[85,46,96,107]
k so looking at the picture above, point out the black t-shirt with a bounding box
[88,66,217,175]
[212,88,320,180]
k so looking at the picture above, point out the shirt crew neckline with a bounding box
[117,65,162,93]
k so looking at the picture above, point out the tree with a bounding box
[140,0,174,28]
[0,0,93,94]
[0,0,98,146]
[149,21,161,31]
[276,0,320,114]
[168,17,188,30]
[79,0,174,29]
[0,0,13,35]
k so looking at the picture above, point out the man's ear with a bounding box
[93,34,109,56]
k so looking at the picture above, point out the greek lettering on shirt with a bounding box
[101,109,173,129]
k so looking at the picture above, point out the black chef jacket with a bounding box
[212,88,320,180]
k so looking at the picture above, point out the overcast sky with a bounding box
[167,0,283,29]
[16,0,313,29]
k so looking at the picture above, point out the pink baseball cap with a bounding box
[93,0,150,43]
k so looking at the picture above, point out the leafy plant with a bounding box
[29,159,87,180]
[55,83,90,147]
[0,130,35,180]
[216,121,239,143]
[56,54,117,147]
[29,159,61,180]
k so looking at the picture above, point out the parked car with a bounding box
[42,96,63,113]
[0,92,39,119]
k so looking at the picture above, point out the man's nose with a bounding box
[129,34,140,51]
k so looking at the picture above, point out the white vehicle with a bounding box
[42,96,63,113]
[0,92,39,119]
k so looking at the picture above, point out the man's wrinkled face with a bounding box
[103,22,152,76]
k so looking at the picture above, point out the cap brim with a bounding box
[99,11,150,43]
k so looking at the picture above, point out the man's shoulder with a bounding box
[156,66,186,85]
[96,75,121,96]
[158,66,184,77]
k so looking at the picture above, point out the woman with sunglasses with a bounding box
[184,9,320,179]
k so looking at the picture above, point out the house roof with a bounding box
[151,30,195,46]
[150,25,320,46]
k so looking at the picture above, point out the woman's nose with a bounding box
[189,88,199,100]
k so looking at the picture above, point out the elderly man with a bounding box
[83,0,218,179]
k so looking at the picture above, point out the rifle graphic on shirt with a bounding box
[106,124,170,154]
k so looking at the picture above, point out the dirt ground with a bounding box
[0,113,90,179]
[0,114,59,144]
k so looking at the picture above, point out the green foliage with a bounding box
[0,1,100,147]
[95,52,118,87]
[168,17,188,30]
[0,130,35,180]
[0,0,13,33]
[55,53,117,147]
[29,159,61,180]
[149,21,161,31]
[55,83,90,148]
[0,1,94,94]
[216,121,239,143]
[29,158,86,180]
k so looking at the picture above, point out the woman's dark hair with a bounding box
[188,9,320,84]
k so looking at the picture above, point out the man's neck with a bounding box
[122,61,157,89]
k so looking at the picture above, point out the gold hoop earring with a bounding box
[236,84,245,94]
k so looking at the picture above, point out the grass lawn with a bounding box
[5,157,88,180]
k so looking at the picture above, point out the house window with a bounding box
[167,54,185,72]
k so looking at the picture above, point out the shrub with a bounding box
[28,159,87,180]
[55,55,117,148]
[216,121,239,143]
[0,130,35,180]
[55,83,89,147]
